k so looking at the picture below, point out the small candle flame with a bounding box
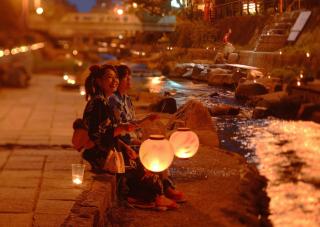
[73,178,82,185]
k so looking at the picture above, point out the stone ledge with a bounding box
[62,174,116,227]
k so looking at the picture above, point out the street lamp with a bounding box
[36,7,44,15]
[116,8,124,15]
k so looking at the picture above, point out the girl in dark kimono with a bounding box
[82,64,178,210]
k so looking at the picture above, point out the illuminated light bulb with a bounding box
[169,128,199,159]
[279,51,282,55]
[139,135,174,172]
[300,74,303,78]
[36,7,44,15]
[306,52,310,58]
[77,61,83,67]
[297,81,301,86]
[253,79,257,83]
[117,9,124,15]
[72,50,78,56]
[0,50,4,57]
[132,2,138,8]
[63,74,69,80]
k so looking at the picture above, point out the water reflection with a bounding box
[247,120,320,226]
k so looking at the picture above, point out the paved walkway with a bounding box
[0,75,92,226]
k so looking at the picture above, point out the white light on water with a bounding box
[248,120,320,226]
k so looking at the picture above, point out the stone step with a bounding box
[255,42,286,51]
[273,22,292,30]
[266,28,288,35]
[259,34,288,43]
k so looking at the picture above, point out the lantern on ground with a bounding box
[169,128,199,159]
[139,135,174,172]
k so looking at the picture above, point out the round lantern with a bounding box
[169,128,199,159]
[139,135,174,172]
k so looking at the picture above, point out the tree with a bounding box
[125,0,171,15]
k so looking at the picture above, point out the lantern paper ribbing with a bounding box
[139,135,174,172]
[169,128,199,159]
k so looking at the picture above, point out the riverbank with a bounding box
[107,92,271,226]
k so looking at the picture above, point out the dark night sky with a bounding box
[67,0,96,12]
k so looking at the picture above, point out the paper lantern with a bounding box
[169,128,199,159]
[139,135,174,172]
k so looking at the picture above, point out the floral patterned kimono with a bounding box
[82,93,117,170]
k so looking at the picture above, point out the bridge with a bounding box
[28,12,176,50]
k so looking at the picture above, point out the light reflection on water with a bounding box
[247,120,320,227]
[134,76,320,226]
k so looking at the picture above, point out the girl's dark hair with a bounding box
[115,64,131,81]
[84,64,117,100]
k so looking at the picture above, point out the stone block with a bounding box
[33,214,68,227]
[0,170,41,188]
[36,200,75,215]
[0,152,9,168]
[4,156,45,170]
[0,213,33,227]
[0,188,36,212]
[39,188,83,201]
[42,178,91,189]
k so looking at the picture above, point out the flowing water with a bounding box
[133,75,320,226]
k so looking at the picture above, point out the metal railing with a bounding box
[206,0,306,22]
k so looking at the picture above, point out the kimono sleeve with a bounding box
[86,98,115,149]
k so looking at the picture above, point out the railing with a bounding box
[206,0,307,22]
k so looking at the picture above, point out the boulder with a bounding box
[191,66,208,81]
[297,103,320,123]
[166,100,219,147]
[139,120,167,141]
[207,69,234,86]
[209,92,219,97]
[150,97,177,114]
[235,82,268,100]
[252,92,303,119]
[167,100,213,130]
[227,52,239,64]
[209,104,240,116]
[172,65,188,78]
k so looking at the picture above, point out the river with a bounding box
[133,75,320,227]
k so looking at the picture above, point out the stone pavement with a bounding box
[0,75,115,227]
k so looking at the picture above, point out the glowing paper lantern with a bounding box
[139,135,174,172]
[169,128,199,159]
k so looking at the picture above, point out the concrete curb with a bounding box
[62,174,117,227]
